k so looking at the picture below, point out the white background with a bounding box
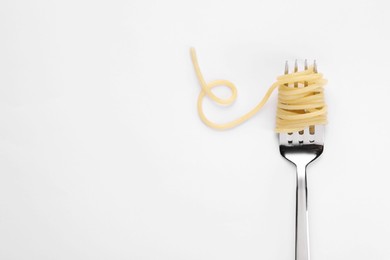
[1,0,390,259]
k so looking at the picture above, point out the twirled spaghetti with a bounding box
[190,48,327,133]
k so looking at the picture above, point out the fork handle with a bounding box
[295,164,310,260]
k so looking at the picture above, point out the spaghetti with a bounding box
[190,48,327,133]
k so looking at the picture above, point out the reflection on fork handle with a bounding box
[296,164,310,260]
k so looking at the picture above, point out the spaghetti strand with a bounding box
[190,48,327,133]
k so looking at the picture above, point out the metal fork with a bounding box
[279,60,324,260]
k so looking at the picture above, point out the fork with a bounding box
[279,60,324,260]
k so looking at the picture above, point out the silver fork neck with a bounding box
[280,144,323,166]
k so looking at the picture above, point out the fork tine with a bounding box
[309,60,316,135]
[280,61,291,144]
[293,60,304,135]
[285,61,289,75]
[286,61,294,136]
[294,60,298,88]
[314,125,324,145]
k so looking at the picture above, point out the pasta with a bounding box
[190,48,327,133]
